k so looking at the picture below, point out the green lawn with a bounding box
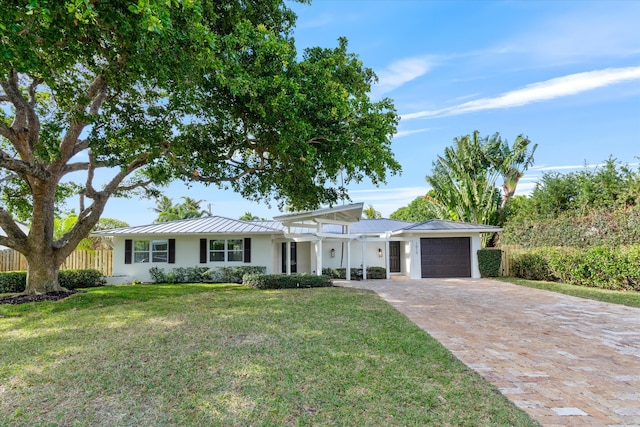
[0,284,537,426]
[497,277,640,308]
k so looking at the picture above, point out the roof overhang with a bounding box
[273,203,364,229]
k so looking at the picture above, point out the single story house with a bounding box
[96,203,501,283]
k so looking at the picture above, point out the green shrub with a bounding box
[150,266,267,284]
[509,246,640,291]
[477,249,502,277]
[0,271,26,293]
[321,267,386,279]
[58,269,106,289]
[366,267,387,279]
[509,250,556,282]
[0,269,105,293]
[243,273,332,289]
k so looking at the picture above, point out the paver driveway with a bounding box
[336,278,640,427]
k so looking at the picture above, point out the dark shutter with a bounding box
[125,239,132,264]
[200,239,207,263]
[244,238,251,263]
[168,239,176,264]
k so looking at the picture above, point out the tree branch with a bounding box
[57,75,107,165]
[0,207,28,252]
[0,150,50,180]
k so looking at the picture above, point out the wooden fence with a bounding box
[0,249,113,276]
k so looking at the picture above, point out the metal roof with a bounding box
[94,212,501,237]
[94,216,282,236]
[274,203,364,225]
[401,219,502,232]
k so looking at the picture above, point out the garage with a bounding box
[420,237,471,278]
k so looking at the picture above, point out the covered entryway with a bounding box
[420,237,470,278]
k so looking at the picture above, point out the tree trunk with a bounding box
[24,251,66,294]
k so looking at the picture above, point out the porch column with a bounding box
[385,239,391,279]
[346,239,351,281]
[317,238,323,276]
[361,239,367,280]
[286,241,291,275]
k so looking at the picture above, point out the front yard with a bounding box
[0,284,536,426]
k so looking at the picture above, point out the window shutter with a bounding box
[200,239,207,263]
[168,239,176,264]
[244,238,251,263]
[125,239,132,264]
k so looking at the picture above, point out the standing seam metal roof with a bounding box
[94,216,282,235]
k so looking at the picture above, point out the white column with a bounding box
[346,238,351,281]
[361,239,367,280]
[286,241,291,275]
[385,239,391,279]
[317,238,323,276]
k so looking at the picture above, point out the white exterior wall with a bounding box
[112,234,275,283]
[318,239,387,271]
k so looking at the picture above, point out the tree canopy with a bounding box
[0,0,400,293]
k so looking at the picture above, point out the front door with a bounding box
[281,242,297,273]
[389,241,401,273]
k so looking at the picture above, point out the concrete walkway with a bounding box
[336,278,640,427]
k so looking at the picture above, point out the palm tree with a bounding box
[363,205,382,219]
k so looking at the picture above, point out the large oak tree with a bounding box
[0,0,400,294]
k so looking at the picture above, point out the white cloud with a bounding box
[401,66,640,120]
[394,128,431,138]
[372,56,433,97]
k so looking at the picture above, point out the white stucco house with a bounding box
[96,203,501,283]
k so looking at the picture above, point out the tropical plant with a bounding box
[362,205,382,219]
[421,131,535,226]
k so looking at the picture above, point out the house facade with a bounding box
[97,203,501,283]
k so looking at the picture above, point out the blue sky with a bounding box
[103,0,640,225]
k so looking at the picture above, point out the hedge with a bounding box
[149,266,267,284]
[243,273,332,289]
[509,246,640,291]
[477,249,502,277]
[0,269,106,293]
[322,266,387,280]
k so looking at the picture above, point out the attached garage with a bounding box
[420,237,471,278]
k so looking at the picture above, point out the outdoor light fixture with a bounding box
[378,248,383,257]
[330,248,336,258]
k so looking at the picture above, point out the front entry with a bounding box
[281,242,297,273]
[389,241,401,273]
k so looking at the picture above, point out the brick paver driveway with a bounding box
[337,278,640,427]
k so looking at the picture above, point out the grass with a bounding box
[0,283,537,427]
[497,277,640,308]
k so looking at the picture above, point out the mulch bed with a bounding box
[0,290,85,305]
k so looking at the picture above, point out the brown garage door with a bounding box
[420,237,471,278]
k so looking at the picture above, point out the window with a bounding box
[133,239,168,263]
[134,240,150,263]
[209,239,243,262]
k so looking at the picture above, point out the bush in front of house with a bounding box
[0,271,27,293]
[59,269,106,289]
[509,246,640,291]
[0,269,105,293]
[477,249,502,277]
[149,266,267,284]
[243,273,332,289]
[322,266,387,279]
